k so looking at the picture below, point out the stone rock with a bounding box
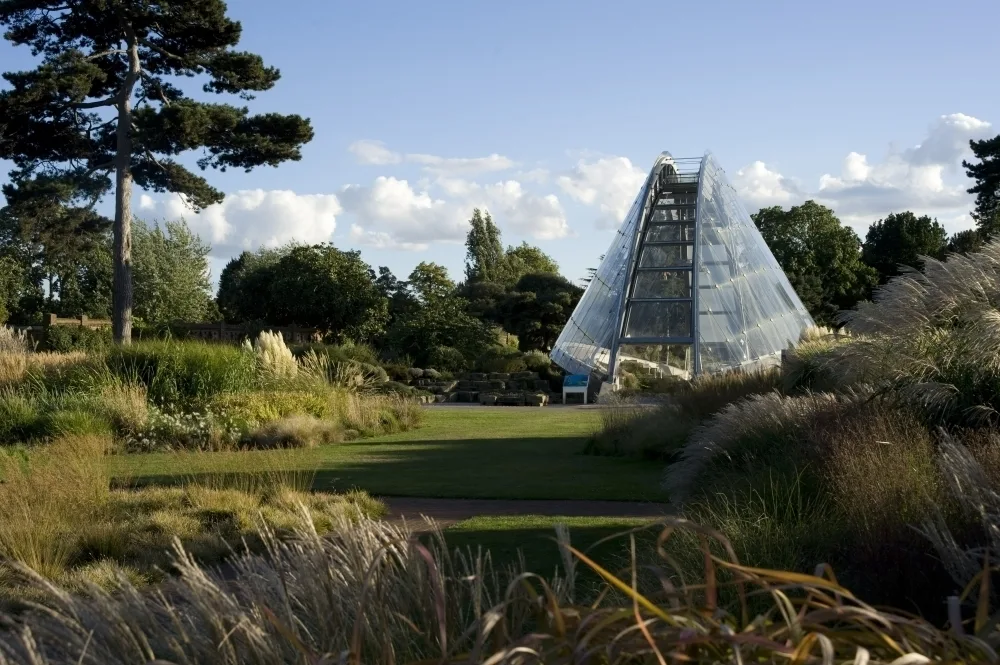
[434,394,446,403]
[488,380,506,390]
[467,372,488,381]
[488,372,511,381]
[524,393,547,406]
[534,379,551,392]
[473,380,491,391]
[480,393,498,406]
[439,380,458,392]
[511,371,536,380]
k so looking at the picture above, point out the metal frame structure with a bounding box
[550,150,815,386]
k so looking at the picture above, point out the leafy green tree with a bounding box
[504,242,558,284]
[375,266,418,328]
[862,212,948,284]
[407,262,455,303]
[501,273,582,352]
[964,134,1000,239]
[948,229,985,255]
[216,247,289,323]
[131,219,214,325]
[464,208,505,283]
[387,296,493,366]
[455,279,508,327]
[0,1,314,342]
[255,244,387,342]
[752,201,877,325]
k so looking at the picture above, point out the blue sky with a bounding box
[2,0,998,287]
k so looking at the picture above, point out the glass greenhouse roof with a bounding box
[550,151,814,383]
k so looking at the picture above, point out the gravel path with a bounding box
[382,496,672,530]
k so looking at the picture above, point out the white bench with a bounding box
[562,374,590,404]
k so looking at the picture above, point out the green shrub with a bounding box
[105,341,255,406]
[37,326,112,354]
[426,345,467,372]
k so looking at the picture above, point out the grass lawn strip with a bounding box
[115,408,669,502]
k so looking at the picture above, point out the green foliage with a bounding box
[502,273,583,352]
[216,245,389,342]
[464,208,505,283]
[475,345,527,373]
[964,133,1000,237]
[426,345,467,372]
[455,279,507,326]
[387,296,493,366]
[406,261,454,303]
[217,248,288,323]
[105,341,255,407]
[0,391,43,443]
[131,219,215,325]
[862,211,948,283]
[37,325,113,353]
[948,228,985,254]
[753,200,877,324]
[503,242,559,283]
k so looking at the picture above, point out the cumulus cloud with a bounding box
[556,156,646,229]
[347,140,515,175]
[136,189,341,255]
[338,176,469,251]
[732,113,993,234]
[732,161,803,208]
[340,175,569,249]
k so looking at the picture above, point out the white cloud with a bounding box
[734,113,994,235]
[556,156,646,229]
[732,161,801,208]
[348,140,402,166]
[340,175,570,248]
[347,140,515,176]
[338,176,469,251]
[137,189,341,254]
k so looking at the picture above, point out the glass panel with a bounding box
[617,343,693,379]
[639,244,693,268]
[646,222,695,242]
[633,270,692,298]
[694,153,816,375]
[624,301,692,338]
[650,207,696,222]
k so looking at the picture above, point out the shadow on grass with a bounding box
[116,436,669,501]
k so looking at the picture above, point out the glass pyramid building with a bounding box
[550,151,814,383]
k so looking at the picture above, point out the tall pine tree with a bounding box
[0,1,313,342]
[964,134,1000,239]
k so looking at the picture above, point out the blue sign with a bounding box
[564,374,589,387]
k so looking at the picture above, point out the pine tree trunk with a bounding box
[112,28,141,344]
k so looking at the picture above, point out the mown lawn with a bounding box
[114,407,669,501]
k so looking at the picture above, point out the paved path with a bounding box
[381,497,672,530]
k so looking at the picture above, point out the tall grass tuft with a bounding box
[0,435,110,580]
[246,329,298,381]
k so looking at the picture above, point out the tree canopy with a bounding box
[752,201,877,325]
[501,273,582,352]
[964,134,1000,238]
[464,209,505,283]
[131,219,215,326]
[216,245,388,342]
[0,0,313,342]
[862,212,948,284]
